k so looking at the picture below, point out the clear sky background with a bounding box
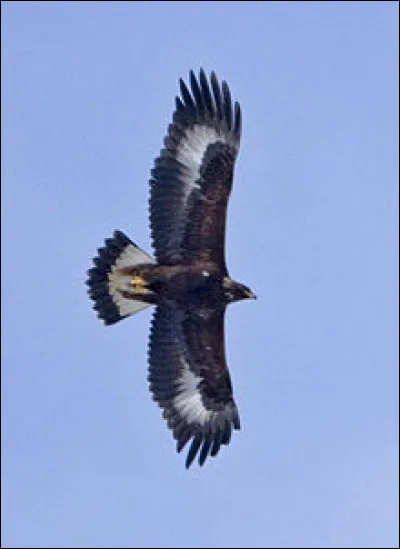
[2,2,398,548]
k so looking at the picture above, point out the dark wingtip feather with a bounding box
[189,70,204,115]
[221,80,232,131]
[233,412,241,431]
[172,69,241,149]
[179,77,195,110]
[198,435,212,466]
[199,68,214,117]
[175,96,185,112]
[210,430,222,457]
[185,435,202,469]
[176,427,192,454]
[234,101,242,140]
[221,420,232,445]
[210,70,223,120]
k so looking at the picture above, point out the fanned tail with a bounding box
[87,230,156,325]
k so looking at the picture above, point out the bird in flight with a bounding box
[87,69,256,468]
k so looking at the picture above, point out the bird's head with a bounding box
[222,277,257,304]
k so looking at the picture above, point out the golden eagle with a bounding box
[87,69,256,468]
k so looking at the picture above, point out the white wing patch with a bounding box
[158,124,228,257]
[176,125,223,184]
[173,364,213,426]
[173,124,229,242]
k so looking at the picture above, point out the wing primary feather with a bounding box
[234,101,242,140]
[176,427,192,453]
[233,411,241,430]
[222,80,232,131]
[199,434,212,466]
[173,421,189,441]
[189,70,205,115]
[179,78,195,110]
[199,68,214,117]
[210,71,223,120]
[221,420,232,445]
[175,96,185,112]
[210,430,222,457]
[185,434,202,468]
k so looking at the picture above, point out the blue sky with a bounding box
[2,2,398,547]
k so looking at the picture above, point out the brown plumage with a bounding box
[86,69,255,468]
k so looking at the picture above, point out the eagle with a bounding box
[86,69,256,468]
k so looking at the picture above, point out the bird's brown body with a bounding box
[115,262,253,311]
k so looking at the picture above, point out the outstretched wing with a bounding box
[148,305,240,468]
[150,68,241,272]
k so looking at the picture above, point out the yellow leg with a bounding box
[130,275,150,295]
